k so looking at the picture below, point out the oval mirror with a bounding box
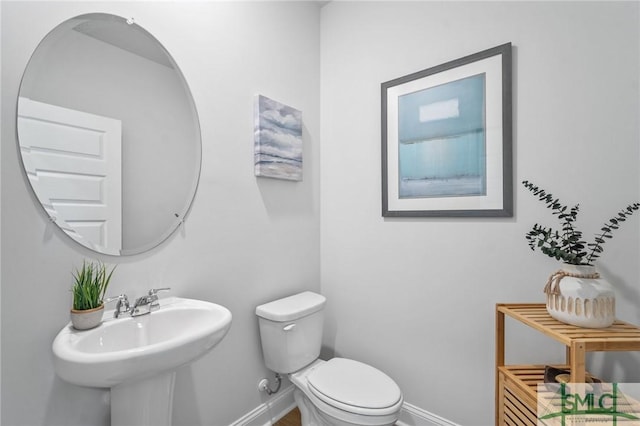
[17,13,201,256]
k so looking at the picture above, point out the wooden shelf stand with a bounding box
[495,303,640,425]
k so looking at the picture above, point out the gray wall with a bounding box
[320,1,640,424]
[1,2,320,425]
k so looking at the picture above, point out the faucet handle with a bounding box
[148,288,171,311]
[105,294,130,318]
[148,287,171,296]
[105,293,129,304]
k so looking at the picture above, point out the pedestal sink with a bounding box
[52,297,232,426]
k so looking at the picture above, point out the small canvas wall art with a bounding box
[254,94,303,181]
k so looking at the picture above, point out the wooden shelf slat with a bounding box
[496,303,640,350]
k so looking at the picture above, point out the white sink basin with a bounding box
[53,297,232,388]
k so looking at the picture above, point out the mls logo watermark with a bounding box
[538,383,640,425]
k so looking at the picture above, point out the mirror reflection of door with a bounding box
[18,98,122,252]
[17,13,202,256]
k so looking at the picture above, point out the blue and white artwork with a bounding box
[398,74,486,198]
[254,95,303,181]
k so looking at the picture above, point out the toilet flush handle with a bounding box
[283,323,296,331]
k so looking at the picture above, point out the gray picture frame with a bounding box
[382,43,513,217]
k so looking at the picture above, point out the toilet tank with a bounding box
[255,291,326,374]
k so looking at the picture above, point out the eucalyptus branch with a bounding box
[522,180,586,262]
[585,203,640,264]
[522,180,639,265]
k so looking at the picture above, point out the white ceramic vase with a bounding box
[70,304,104,330]
[545,264,615,328]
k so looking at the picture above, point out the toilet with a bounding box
[256,291,403,426]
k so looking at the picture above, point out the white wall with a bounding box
[320,2,640,424]
[3,2,640,426]
[1,2,320,425]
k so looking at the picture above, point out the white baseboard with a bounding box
[396,401,461,426]
[229,384,296,426]
[230,386,459,426]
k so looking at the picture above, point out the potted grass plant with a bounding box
[70,260,116,330]
[522,180,640,328]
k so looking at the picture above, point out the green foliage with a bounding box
[71,260,116,311]
[522,180,640,265]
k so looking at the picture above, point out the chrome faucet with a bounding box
[105,294,130,318]
[130,288,171,317]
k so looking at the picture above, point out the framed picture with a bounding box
[382,43,512,217]
[254,94,303,181]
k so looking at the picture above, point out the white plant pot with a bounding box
[70,304,104,330]
[545,264,615,328]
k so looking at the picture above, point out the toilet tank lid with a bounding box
[256,291,326,322]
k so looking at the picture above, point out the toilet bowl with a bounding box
[290,358,403,426]
[255,291,403,426]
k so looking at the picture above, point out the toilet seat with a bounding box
[306,358,402,416]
